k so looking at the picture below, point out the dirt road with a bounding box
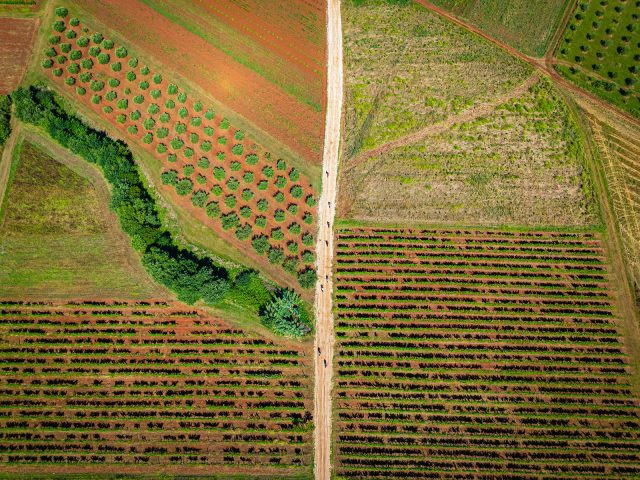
[313,0,343,478]
[413,0,640,130]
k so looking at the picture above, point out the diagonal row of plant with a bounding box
[41,7,317,287]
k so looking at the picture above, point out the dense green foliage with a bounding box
[11,86,228,305]
[260,289,312,338]
[556,0,640,118]
[0,95,11,146]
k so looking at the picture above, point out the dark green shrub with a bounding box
[213,166,226,180]
[225,194,237,209]
[183,164,195,176]
[306,195,316,207]
[205,109,215,120]
[235,130,245,140]
[289,223,301,235]
[220,117,230,129]
[246,153,259,165]
[55,6,68,17]
[204,126,214,136]
[53,20,66,33]
[275,176,287,189]
[75,86,85,95]
[257,199,268,211]
[133,94,144,104]
[144,118,156,130]
[108,78,120,88]
[274,210,285,222]
[191,190,208,208]
[170,138,184,150]
[290,185,303,199]
[128,57,138,68]
[303,213,313,224]
[271,228,284,241]
[268,247,285,265]
[142,133,153,144]
[201,140,212,152]
[232,144,244,155]
[111,62,121,72]
[221,212,239,230]
[205,201,220,218]
[243,172,254,183]
[165,99,175,109]
[283,256,299,274]
[177,92,187,103]
[226,177,239,191]
[289,168,300,182]
[176,178,193,196]
[126,71,136,81]
[230,161,241,171]
[297,268,317,289]
[140,66,150,75]
[262,166,274,178]
[252,235,270,254]
[242,189,254,202]
[77,37,90,48]
[240,205,252,218]
[97,53,110,64]
[161,170,178,186]
[190,117,202,127]
[91,33,103,44]
[301,232,314,247]
[167,83,178,95]
[81,58,93,69]
[189,132,199,144]
[178,107,188,118]
[302,250,314,264]
[156,143,167,153]
[277,159,286,170]
[255,216,267,228]
[184,147,194,158]
[198,156,210,169]
[235,223,252,241]
[116,46,128,58]
[150,89,161,100]
[147,103,160,115]
[274,192,285,203]
[260,289,311,337]
[139,80,150,90]
[67,62,80,74]
[210,185,223,196]
[196,173,206,185]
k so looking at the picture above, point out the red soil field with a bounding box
[42,13,318,290]
[70,0,325,164]
[0,301,313,477]
[333,227,640,479]
[0,18,38,94]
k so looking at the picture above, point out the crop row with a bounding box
[0,304,312,472]
[333,228,639,478]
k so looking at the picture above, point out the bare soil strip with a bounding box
[313,0,343,478]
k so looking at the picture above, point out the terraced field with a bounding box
[333,227,640,479]
[0,301,313,477]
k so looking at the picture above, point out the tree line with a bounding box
[11,86,312,337]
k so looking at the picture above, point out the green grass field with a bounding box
[555,0,640,118]
[342,0,532,159]
[428,0,571,56]
[0,134,166,299]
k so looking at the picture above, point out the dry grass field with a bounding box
[588,113,640,299]
[340,79,598,227]
[0,134,166,299]
[342,0,532,159]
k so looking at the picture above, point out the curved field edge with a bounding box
[35,7,319,291]
[0,127,168,299]
[10,85,310,331]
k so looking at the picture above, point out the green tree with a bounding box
[260,289,312,338]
